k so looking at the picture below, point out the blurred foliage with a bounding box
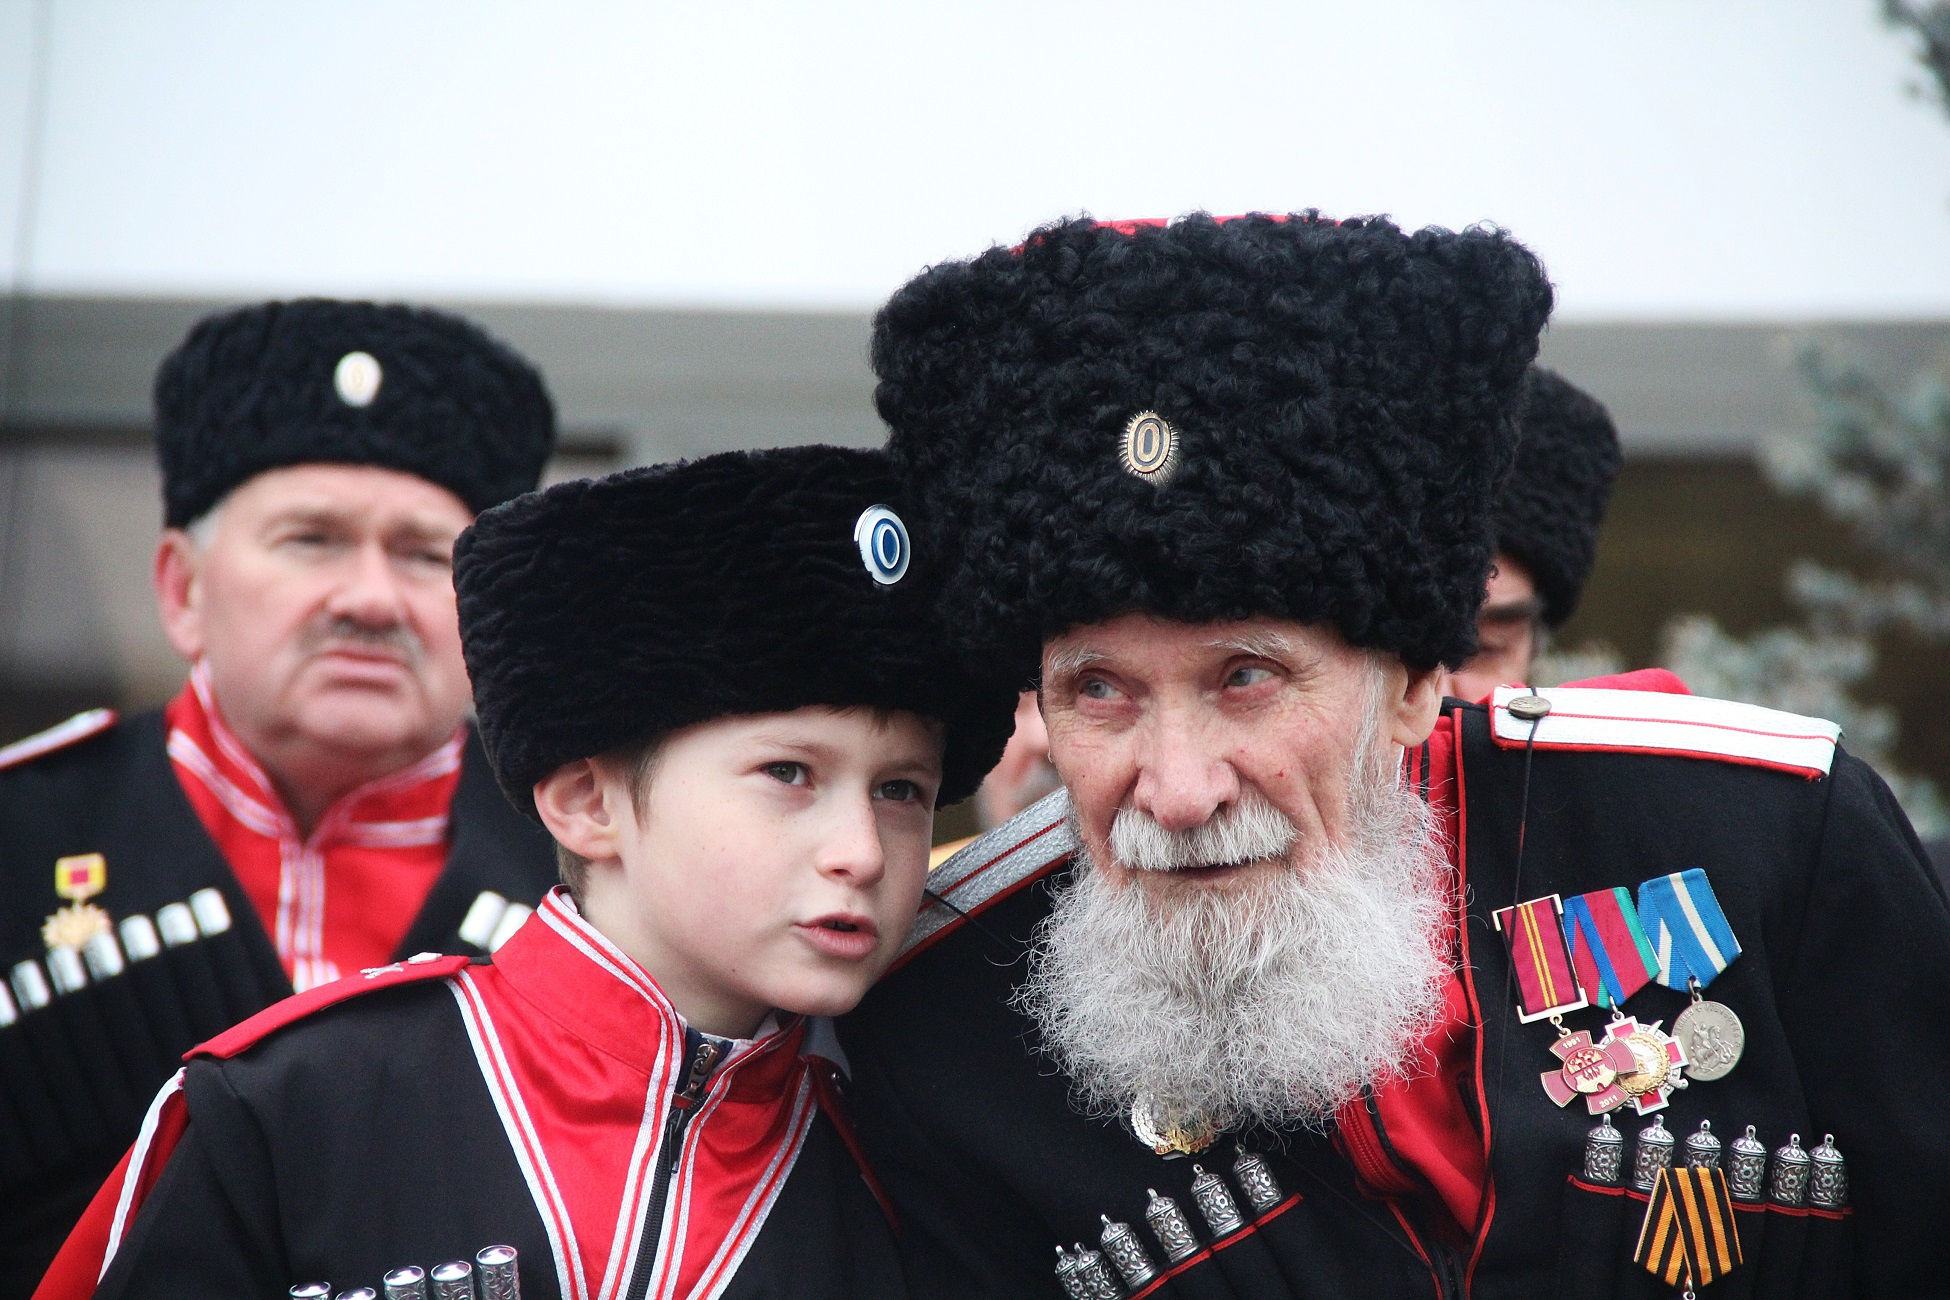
[1646,4,1950,836]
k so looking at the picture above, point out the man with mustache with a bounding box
[0,301,561,1295]
[840,214,1950,1298]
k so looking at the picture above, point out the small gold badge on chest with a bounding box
[43,853,111,951]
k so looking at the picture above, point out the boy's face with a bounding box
[565,707,943,1038]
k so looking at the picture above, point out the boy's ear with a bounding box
[533,758,626,863]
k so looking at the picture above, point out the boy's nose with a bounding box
[814,794,888,886]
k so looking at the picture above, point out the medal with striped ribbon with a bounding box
[1639,869,1747,1082]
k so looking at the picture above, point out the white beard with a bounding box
[1017,731,1454,1136]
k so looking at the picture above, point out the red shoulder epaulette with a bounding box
[0,708,118,772]
[190,952,471,1061]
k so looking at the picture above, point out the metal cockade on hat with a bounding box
[334,350,383,406]
[1118,410,1180,485]
[853,504,911,586]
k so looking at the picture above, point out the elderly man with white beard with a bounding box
[836,213,1950,1300]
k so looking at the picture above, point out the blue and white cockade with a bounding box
[853,505,911,586]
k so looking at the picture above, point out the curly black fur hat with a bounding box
[873,213,1555,679]
[454,446,1017,815]
[155,299,556,526]
[1499,368,1621,628]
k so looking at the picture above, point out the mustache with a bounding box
[296,615,425,667]
[1108,789,1299,873]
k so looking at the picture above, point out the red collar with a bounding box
[164,662,464,849]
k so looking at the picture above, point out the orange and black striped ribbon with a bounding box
[1634,1165,1744,1288]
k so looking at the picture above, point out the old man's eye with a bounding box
[1080,678,1119,700]
[1227,666,1275,688]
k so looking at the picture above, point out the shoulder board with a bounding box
[190,952,471,1061]
[1489,684,1840,778]
[897,788,1078,967]
[0,708,118,772]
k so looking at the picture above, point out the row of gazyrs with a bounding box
[1055,1146,1286,1300]
[285,1244,521,1300]
[3,888,234,1025]
[1583,1111,1848,1209]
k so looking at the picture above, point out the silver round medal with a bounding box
[1672,998,1745,1082]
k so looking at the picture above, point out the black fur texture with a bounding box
[873,213,1555,679]
[156,299,556,526]
[454,446,1017,814]
[1500,368,1622,628]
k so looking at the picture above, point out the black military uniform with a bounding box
[843,213,1950,1298]
[0,300,561,1296]
[843,690,1950,1298]
[64,898,904,1300]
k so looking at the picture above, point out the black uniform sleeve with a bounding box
[94,1061,287,1299]
[1778,752,1950,1296]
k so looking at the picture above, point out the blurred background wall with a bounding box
[5,1,1950,812]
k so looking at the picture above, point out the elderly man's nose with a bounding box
[1131,748,1239,832]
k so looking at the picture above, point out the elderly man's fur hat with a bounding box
[873,212,1554,680]
[454,446,1017,814]
[1499,368,1622,628]
[155,299,556,526]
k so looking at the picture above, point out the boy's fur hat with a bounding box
[1500,368,1622,628]
[872,212,1554,680]
[455,446,1016,813]
[156,299,555,526]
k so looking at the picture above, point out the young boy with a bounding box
[38,447,1014,1300]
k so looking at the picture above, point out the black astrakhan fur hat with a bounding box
[155,299,556,526]
[873,212,1555,680]
[1499,367,1622,628]
[454,445,1017,815]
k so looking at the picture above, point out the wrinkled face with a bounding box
[1438,553,1543,705]
[157,464,476,767]
[1039,612,1442,900]
[573,708,943,1037]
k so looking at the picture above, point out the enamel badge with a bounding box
[43,852,111,951]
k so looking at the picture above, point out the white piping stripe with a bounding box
[101,1068,186,1279]
[1672,879,1729,974]
[1490,685,1841,775]
[901,789,1077,957]
[451,974,587,1300]
[687,1078,817,1300]
[0,707,116,770]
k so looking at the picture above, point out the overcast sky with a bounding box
[3,1,1949,318]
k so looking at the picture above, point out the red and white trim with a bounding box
[31,1070,190,1299]
[0,707,117,771]
[451,891,816,1300]
[1490,685,1841,778]
[102,1070,189,1276]
[168,662,462,989]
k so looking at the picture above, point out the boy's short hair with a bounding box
[551,735,664,905]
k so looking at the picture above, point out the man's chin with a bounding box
[286,692,437,756]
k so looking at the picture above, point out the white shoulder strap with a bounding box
[0,707,118,772]
[1489,685,1840,778]
[899,789,1078,960]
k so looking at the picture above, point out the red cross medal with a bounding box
[1599,1014,1689,1114]
[1542,1028,1640,1114]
